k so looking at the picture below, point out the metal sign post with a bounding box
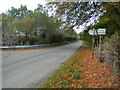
[88,28,106,60]
[88,29,97,59]
[99,35,102,60]
[98,29,106,35]
[92,30,95,59]
[98,28,106,61]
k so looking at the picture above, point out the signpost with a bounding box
[98,29,106,61]
[88,29,97,59]
[88,29,98,35]
[88,28,106,59]
[98,29,106,35]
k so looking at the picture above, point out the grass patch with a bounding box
[39,47,86,88]
[81,82,88,88]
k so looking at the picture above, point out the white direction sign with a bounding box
[98,28,106,35]
[88,29,98,35]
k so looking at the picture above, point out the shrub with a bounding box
[96,32,119,76]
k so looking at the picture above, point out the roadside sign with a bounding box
[88,28,106,60]
[88,29,98,35]
[98,29,106,35]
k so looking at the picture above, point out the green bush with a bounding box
[99,32,119,75]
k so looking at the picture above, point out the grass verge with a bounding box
[39,46,86,88]
[39,46,119,88]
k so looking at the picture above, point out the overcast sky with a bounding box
[0,0,47,14]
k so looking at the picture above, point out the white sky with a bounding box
[0,0,47,14]
[74,26,85,33]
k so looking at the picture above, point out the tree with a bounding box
[34,4,48,15]
[103,2,120,26]
[47,2,102,27]
[48,1,120,28]
[8,15,36,45]
[2,4,78,45]
[2,13,15,45]
[79,11,120,46]
[7,5,29,18]
[0,14,2,22]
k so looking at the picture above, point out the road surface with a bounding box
[2,41,82,88]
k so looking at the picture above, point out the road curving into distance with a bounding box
[2,40,82,88]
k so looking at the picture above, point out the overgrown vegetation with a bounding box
[101,32,119,75]
[2,5,77,46]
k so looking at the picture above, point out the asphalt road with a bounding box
[2,41,82,88]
